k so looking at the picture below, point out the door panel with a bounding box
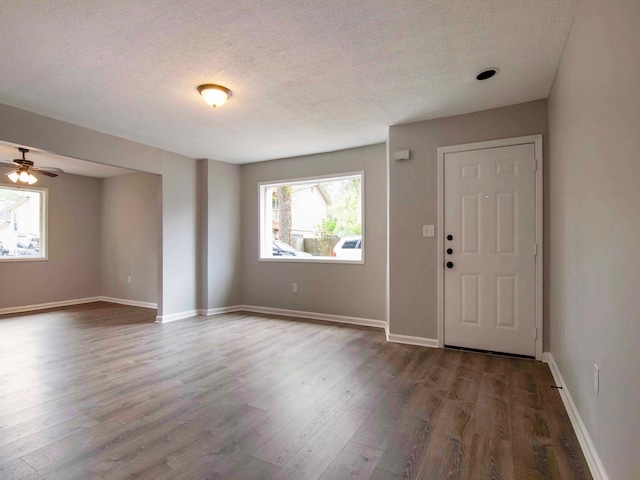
[444,143,536,356]
[461,194,480,253]
[461,274,480,324]
[496,275,517,328]
[496,192,516,254]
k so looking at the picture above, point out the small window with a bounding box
[0,186,47,261]
[259,172,363,263]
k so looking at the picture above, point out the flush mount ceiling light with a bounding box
[197,84,232,108]
[476,68,498,81]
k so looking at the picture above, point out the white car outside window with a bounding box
[332,236,362,261]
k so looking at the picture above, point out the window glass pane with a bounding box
[0,186,45,259]
[260,174,363,262]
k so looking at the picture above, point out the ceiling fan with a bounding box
[0,148,64,184]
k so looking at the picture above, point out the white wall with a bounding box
[241,144,386,321]
[387,100,549,340]
[547,0,640,478]
[100,172,161,305]
[0,173,102,308]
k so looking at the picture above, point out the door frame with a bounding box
[437,135,543,359]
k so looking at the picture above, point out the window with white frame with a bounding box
[259,172,363,262]
[0,185,47,260]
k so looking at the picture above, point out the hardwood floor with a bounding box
[0,302,591,480]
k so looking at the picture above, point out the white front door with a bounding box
[443,142,537,357]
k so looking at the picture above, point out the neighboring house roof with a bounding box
[0,197,29,213]
[0,198,28,225]
[291,183,332,205]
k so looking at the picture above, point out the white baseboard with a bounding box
[542,352,609,480]
[384,326,439,348]
[197,305,244,316]
[155,304,384,329]
[99,296,157,309]
[0,297,101,316]
[155,310,199,324]
[239,305,386,329]
[0,296,157,317]
[0,299,424,351]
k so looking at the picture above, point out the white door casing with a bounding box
[437,136,543,358]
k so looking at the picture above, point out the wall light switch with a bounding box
[127,275,132,284]
[423,225,435,237]
[292,283,298,293]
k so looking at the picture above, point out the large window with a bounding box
[260,172,363,263]
[0,186,47,260]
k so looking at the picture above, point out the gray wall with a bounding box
[0,102,198,317]
[241,144,386,320]
[100,172,161,304]
[198,159,243,310]
[157,159,197,316]
[0,173,101,308]
[547,0,640,478]
[387,100,549,339]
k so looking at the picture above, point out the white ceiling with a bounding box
[0,1,578,164]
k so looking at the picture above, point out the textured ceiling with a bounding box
[0,1,578,164]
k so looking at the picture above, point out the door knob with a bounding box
[446,234,453,241]
[446,261,454,269]
[446,248,453,255]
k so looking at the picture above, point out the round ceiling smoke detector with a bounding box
[476,68,498,81]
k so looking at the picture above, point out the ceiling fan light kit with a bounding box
[1,147,63,184]
[9,168,38,184]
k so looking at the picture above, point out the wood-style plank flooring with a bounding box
[0,302,591,479]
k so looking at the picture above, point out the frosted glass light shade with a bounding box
[8,169,38,184]
[197,84,232,108]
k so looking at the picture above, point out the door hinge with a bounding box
[534,158,538,171]
[533,243,538,256]
[533,327,538,340]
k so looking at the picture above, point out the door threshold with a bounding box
[445,344,535,360]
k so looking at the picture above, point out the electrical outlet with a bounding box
[127,275,132,284]
[594,364,599,394]
[292,283,298,293]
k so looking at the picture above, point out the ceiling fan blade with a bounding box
[4,170,18,176]
[0,161,17,168]
[32,166,64,173]
[36,170,59,178]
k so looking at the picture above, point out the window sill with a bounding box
[259,257,364,265]
[0,256,48,262]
